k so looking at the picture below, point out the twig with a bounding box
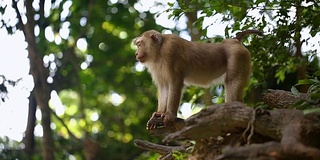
[134,139,185,155]
[49,107,82,143]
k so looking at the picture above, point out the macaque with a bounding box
[134,30,263,129]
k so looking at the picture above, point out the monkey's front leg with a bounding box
[162,81,183,126]
[147,86,168,130]
[147,81,183,130]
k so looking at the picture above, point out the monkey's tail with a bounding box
[235,30,263,43]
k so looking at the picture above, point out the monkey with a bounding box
[134,29,263,130]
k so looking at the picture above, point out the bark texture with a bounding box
[134,90,320,160]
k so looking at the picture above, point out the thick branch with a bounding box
[138,101,320,159]
[262,89,311,108]
[215,142,320,160]
[163,102,300,142]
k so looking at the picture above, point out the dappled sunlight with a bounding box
[34,124,43,137]
[98,42,109,52]
[107,130,133,143]
[60,0,72,21]
[179,103,192,118]
[133,62,146,72]
[43,53,62,83]
[0,1,18,28]
[80,54,94,70]
[34,25,40,36]
[50,123,56,130]
[0,30,31,142]
[0,92,29,141]
[80,17,87,26]
[54,34,62,44]
[179,103,203,119]
[102,21,130,40]
[90,112,99,121]
[91,126,99,134]
[80,62,89,70]
[35,108,42,121]
[76,38,88,52]
[50,90,66,116]
[45,26,55,42]
[119,31,128,39]
[122,133,133,143]
[109,92,125,106]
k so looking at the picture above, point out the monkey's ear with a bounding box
[151,34,162,43]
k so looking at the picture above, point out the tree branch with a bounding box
[134,139,185,159]
[261,89,313,108]
[136,100,320,159]
[215,142,320,160]
[49,107,81,143]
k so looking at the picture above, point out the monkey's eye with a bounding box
[136,41,142,47]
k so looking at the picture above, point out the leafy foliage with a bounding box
[172,150,188,159]
[2,0,163,159]
[291,70,320,110]
[167,0,320,103]
[0,75,21,102]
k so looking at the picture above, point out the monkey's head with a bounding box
[134,30,163,63]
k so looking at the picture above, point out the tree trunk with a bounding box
[23,91,36,157]
[13,0,55,159]
[26,25,55,160]
[294,0,308,92]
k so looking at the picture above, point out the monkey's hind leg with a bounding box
[224,49,251,102]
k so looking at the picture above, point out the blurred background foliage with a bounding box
[0,0,319,159]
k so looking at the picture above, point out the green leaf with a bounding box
[0,5,7,14]
[262,15,266,26]
[225,26,230,38]
[291,86,300,96]
[303,108,320,114]
[291,99,304,108]
[167,2,175,7]
[314,70,320,77]
[275,70,285,83]
[310,79,319,83]
[309,93,320,99]
[296,79,314,85]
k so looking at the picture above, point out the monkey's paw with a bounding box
[146,112,176,130]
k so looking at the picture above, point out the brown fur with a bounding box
[134,30,262,129]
